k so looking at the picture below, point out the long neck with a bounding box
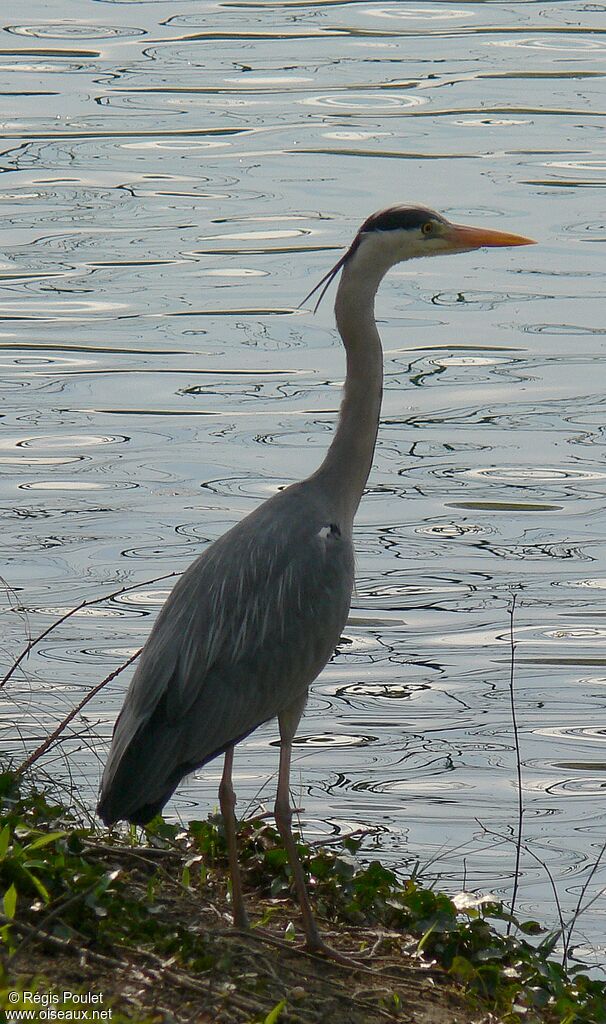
[310,259,386,531]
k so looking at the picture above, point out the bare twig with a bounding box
[563,839,606,966]
[0,571,179,690]
[0,574,31,650]
[477,820,566,943]
[307,827,377,849]
[0,912,124,970]
[8,878,108,963]
[15,649,142,774]
[525,848,565,946]
[508,592,524,935]
[81,839,177,861]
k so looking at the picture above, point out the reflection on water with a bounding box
[1,0,605,969]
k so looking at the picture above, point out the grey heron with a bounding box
[98,205,534,955]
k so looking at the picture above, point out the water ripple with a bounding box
[5,23,146,39]
[1,0,605,966]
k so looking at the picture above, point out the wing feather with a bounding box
[98,485,354,823]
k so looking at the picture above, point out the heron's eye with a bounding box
[421,221,433,236]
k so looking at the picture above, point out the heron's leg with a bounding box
[218,745,249,929]
[275,700,323,952]
[275,704,365,966]
[274,738,323,950]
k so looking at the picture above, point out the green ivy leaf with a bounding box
[0,825,10,861]
[3,884,17,920]
[519,919,545,935]
[263,1001,286,1024]
[24,831,67,852]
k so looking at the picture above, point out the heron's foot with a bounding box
[303,936,366,968]
[230,924,368,969]
[232,905,250,930]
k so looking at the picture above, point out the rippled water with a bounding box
[1,0,605,967]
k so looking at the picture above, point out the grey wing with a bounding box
[98,488,354,824]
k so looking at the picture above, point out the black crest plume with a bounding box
[300,205,440,313]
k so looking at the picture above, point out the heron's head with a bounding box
[303,204,535,311]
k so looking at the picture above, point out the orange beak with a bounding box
[444,223,536,250]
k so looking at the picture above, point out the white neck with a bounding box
[309,248,393,532]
